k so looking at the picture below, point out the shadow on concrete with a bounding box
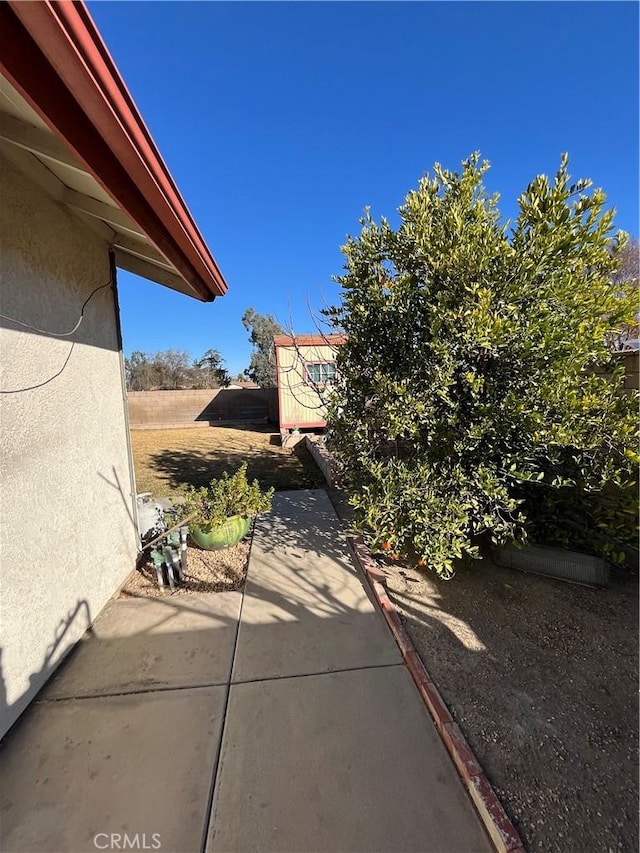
[0,567,399,852]
[0,598,93,740]
[0,489,497,853]
[254,490,352,564]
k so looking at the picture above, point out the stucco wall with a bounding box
[0,152,138,738]
[276,344,337,428]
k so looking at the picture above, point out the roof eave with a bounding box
[0,1,227,302]
[273,334,347,348]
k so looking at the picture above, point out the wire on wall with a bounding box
[0,280,112,337]
[0,343,76,394]
[0,280,112,394]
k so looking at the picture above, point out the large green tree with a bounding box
[326,154,638,578]
[241,308,284,387]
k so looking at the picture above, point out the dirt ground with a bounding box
[382,559,639,853]
[130,425,324,496]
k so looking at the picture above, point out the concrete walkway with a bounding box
[0,489,491,853]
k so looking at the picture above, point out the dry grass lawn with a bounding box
[131,425,324,497]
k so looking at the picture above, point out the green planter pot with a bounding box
[189,515,251,551]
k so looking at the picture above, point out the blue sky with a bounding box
[89,1,639,377]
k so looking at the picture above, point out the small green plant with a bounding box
[178,463,274,530]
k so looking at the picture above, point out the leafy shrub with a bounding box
[178,463,274,530]
[325,153,638,578]
[515,480,638,567]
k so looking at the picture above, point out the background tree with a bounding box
[125,348,228,390]
[608,236,639,351]
[242,308,284,387]
[155,349,193,389]
[125,351,155,391]
[193,348,230,388]
[326,153,638,578]
[125,349,191,390]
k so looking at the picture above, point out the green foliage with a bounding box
[194,348,230,388]
[515,481,638,567]
[242,308,284,387]
[178,463,274,530]
[607,236,639,351]
[326,153,639,578]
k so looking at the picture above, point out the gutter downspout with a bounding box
[109,249,141,551]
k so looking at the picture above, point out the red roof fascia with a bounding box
[273,334,346,348]
[0,1,227,301]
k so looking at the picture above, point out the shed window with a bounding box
[305,361,336,385]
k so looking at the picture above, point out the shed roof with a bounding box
[0,1,227,301]
[273,334,346,348]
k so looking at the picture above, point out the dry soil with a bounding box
[383,559,639,853]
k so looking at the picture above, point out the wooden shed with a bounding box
[274,334,345,443]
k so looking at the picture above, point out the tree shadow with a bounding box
[0,573,404,851]
[0,493,402,853]
[382,556,639,853]
[1,598,93,739]
[147,443,324,493]
[193,388,276,423]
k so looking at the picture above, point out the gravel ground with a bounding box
[120,537,251,598]
[382,559,639,853]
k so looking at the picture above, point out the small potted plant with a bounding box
[178,463,274,551]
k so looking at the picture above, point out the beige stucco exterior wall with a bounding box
[0,152,138,738]
[276,343,337,428]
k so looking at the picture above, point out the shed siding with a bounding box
[0,152,138,738]
[277,343,337,428]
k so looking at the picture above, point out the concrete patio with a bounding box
[0,490,492,853]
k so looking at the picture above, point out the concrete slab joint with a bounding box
[1,488,505,853]
[348,527,525,853]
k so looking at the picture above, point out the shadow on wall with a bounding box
[1,464,139,741]
[0,281,118,355]
[0,279,118,396]
[97,465,138,536]
[195,389,277,423]
[127,389,279,427]
[0,598,93,740]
